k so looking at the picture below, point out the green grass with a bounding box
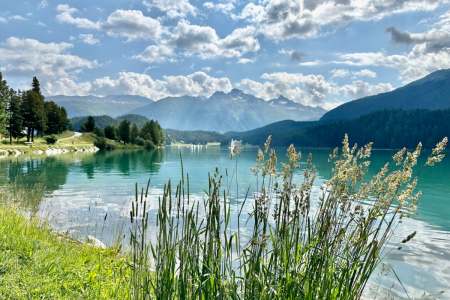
[0,205,131,299]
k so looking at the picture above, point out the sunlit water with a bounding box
[0,147,449,299]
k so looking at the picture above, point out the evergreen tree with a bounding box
[6,90,23,143]
[118,120,130,143]
[0,72,9,136]
[140,121,153,142]
[130,123,139,144]
[21,89,46,142]
[82,116,96,132]
[44,101,68,134]
[104,125,116,140]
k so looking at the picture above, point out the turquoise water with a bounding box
[0,147,449,298]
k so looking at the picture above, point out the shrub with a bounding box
[144,140,155,150]
[94,137,115,151]
[44,135,57,145]
[135,137,145,146]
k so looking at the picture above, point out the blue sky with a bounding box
[1,0,449,109]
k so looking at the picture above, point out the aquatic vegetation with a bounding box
[128,135,447,299]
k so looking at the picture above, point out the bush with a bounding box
[144,140,155,150]
[135,137,145,146]
[94,137,115,151]
[94,127,104,138]
[44,135,58,145]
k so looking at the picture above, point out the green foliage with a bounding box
[0,204,130,299]
[6,92,24,143]
[44,135,58,145]
[129,136,447,299]
[44,101,69,135]
[94,127,105,138]
[0,72,10,135]
[118,120,131,144]
[21,89,46,142]
[82,116,96,133]
[94,137,116,151]
[231,109,450,149]
[104,125,116,140]
[130,124,139,144]
[140,120,164,146]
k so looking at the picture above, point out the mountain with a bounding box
[228,109,450,149]
[51,90,325,132]
[129,89,326,132]
[71,114,150,131]
[48,95,153,117]
[321,69,450,121]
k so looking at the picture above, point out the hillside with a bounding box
[229,109,450,149]
[321,69,450,121]
[71,114,150,131]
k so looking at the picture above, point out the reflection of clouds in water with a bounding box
[40,180,450,299]
[364,218,450,299]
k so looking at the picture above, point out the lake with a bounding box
[1,147,449,299]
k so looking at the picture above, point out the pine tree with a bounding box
[6,90,23,144]
[21,89,46,142]
[130,123,139,144]
[0,72,9,136]
[118,120,131,144]
[44,101,69,134]
[82,116,96,132]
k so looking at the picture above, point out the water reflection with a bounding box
[0,147,449,298]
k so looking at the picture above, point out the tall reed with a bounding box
[129,135,447,299]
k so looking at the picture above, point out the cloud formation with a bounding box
[0,37,97,79]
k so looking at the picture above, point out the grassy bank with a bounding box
[0,131,143,157]
[0,135,447,299]
[0,205,130,299]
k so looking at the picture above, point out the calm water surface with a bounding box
[1,147,449,299]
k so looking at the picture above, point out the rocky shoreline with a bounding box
[0,145,99,159]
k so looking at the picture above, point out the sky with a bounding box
[1,0,450,110]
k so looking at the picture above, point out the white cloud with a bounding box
[331,68,377,79]
[386,9,450,53]
[337,48,450,82]
[39,0,48,9]
[56,4,101,30]
[89,71,232,100]
[0,14,27,23]
[56,5,163,42]
[134,44,175,63]
[103,10,163,41]
[238,71,392,108]
[45,77,92,96]
[143,0,197,18]
[203,1,236,16]
[135,22,259,63]
[79,34,100,45]
[238,0,449,41]
[0,37,97,79]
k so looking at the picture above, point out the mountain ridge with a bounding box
[321,69,450,121]
[51,89,326,132]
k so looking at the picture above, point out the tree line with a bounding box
[0,73,69,143]
[81,116,164,149]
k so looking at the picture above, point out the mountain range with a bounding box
[49,89,326,132]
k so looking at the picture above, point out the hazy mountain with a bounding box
[48,95,153,117]
[321,69,450,121]
[129,89,326,132]
[51,89,325,132]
